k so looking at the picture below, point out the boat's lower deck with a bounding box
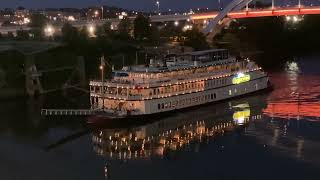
[90,75,269,116]
[143,76,269,115]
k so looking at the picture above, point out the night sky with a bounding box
[1,0,318,10]
[1,0,226,11]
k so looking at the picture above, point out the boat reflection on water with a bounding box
[91,95,266,162]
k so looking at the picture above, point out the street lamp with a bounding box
[156,1,160,13]
[218,0,222,11]
[101,6,104,20]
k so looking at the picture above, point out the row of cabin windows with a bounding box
[91,82,205,96]
[151,83,204,96]
[205,78,228,88]
[147,61,242,79]
[228,86,252,96]
[91,86,127,96]
[157,93,217,110]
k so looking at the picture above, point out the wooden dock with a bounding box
[41,109,97,116]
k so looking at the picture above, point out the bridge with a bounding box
[190,6,320,21]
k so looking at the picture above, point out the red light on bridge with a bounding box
[227,6,320,19]
[191,12,218,20]
[189,6,320,22]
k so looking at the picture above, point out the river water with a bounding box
[0,55,320,180]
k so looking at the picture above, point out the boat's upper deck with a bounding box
[119,49,230,73]
[90,49,259,88]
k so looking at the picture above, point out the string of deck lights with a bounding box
[90,67,262,101]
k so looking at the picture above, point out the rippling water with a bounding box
[0,55,320,180]
[264,57,320,120]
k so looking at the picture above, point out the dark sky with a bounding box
[1,0,226,11]
[1,0,317,10]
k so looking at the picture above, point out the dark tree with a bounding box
[149,26,160,45]
[159,22,183,39]
[133,14,151,41]
[61,23,79,43]
[7,32,14,39]
[16,30,30,40]
[183,28,209,51]
[30,28,43,40]
[29,13,47,28]
[28,13,47,40]
[95,22,113,37]
[118,17,132,38]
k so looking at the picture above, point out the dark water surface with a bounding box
[1,55,320,180]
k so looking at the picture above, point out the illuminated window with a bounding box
[229,90,232,95]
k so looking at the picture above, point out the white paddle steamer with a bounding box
[89,49,269,118]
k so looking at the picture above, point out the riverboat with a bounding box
[89,49,270,120]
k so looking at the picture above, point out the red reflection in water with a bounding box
[263,102,320,119]
[263,66,320,120]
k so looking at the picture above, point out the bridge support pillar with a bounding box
[25,55,43,96]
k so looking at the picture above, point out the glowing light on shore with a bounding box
[44,25,54,36]
[88,25,96,36]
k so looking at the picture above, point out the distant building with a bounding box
[44,8,81,22]
[0,9,14,25]
[86,7,102,21]
[13,7,30,25]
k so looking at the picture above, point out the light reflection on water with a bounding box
[254,57,320,166]
[92,98,263,179]
[92,102,256,161]
[263,58,320,119]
